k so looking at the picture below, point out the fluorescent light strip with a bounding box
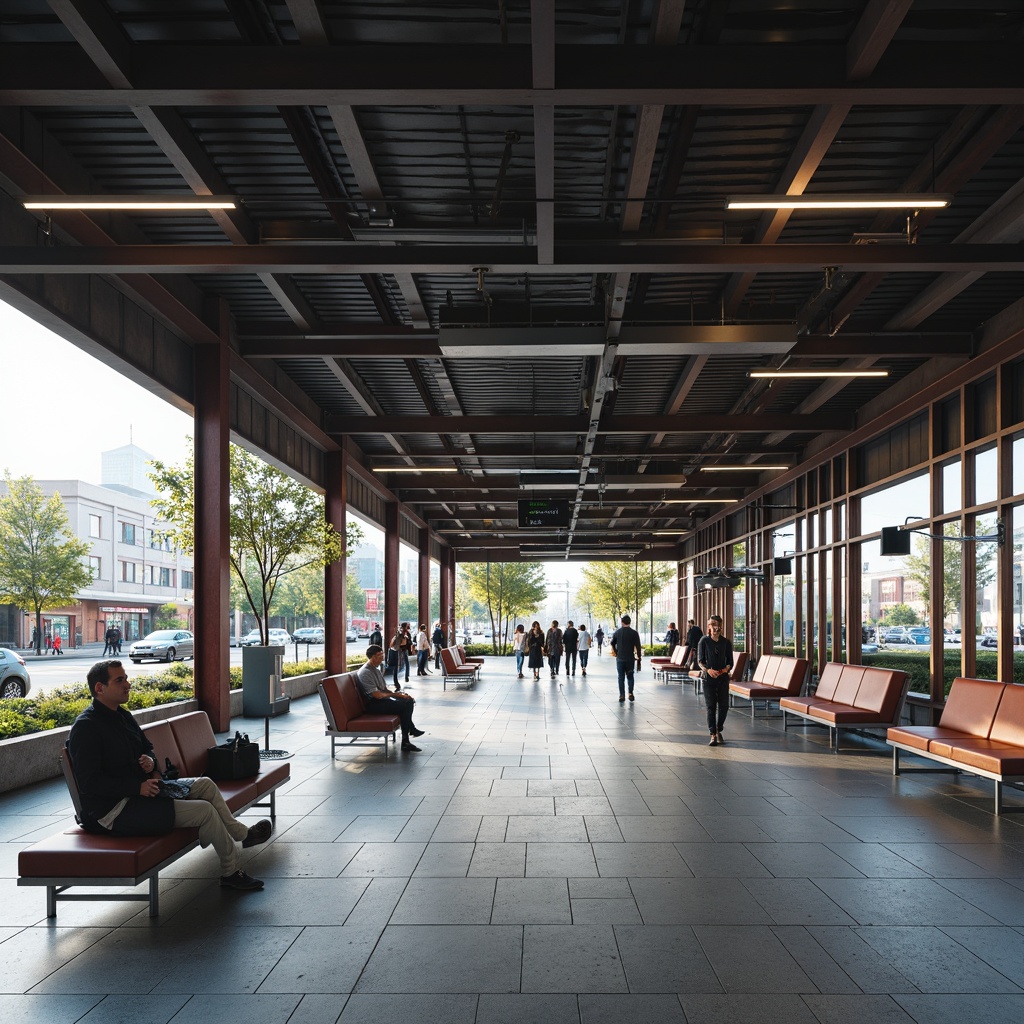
[726,194,951,210]
[22,195,237,210]
[748,370,889,379]
[701,465,790,472]
[662,498,739,505]
[373,467,457,473]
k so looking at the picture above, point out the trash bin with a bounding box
[241,645,291,717]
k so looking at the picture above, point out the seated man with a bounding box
[68,660,272,891]
[357,645,425,751]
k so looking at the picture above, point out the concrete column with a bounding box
[384,502,400,640]
[193,316,231,731]
[324,450,347,675]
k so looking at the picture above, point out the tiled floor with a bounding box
[3,655,1024,1023]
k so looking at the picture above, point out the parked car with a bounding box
[979,634,999,649]
[0,647,31,698]
[240,628,293,647]
[291,627,325,644]
[907,630,930,645]
[883,627,910,643]
[129,629,194,663]
[861,642,880,654]
[346,628,358,642]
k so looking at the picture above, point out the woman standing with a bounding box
[526,621,545,681]
[578,623,591,676]
[416,623,431,675]
[399,622,413,685]
[512,623,527,678]
[545,620,564,678]
[387,626,403,689]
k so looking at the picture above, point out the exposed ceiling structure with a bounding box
[1,1,1023,562]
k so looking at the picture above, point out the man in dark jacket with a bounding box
[431,622,445,669]
[68,660,272,890]
[562,621,580,675]
[697,615,735,747]
[685,619,703,669]
[610,614,643,703]
[664,622,680,651]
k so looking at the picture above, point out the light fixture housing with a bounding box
[701,465,790,472]
[748,370,889,379]
[373,466,457,473]
[662,498,739,505]
[21,195,237,211]
[725,194,951,211]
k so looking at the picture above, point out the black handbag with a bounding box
[206,731,260,780]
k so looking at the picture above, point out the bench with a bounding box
[887,676,1024,814]
[319,672,402,755]
[456,644,484,667]
[653,644,687,682]
[721,652,794,715]
[441,647,479,690]
[780,662,910,752]
[684,650,749,695]
[17,710,290,918]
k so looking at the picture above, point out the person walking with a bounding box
[685,618,703,670]
[432,621,445,670]
[578,623,591,676]
[369,622,383,649]
[51,632,64,656]
[545,620,564,678]
[112,625,123,654]
[526,621,545,681]
[512,623,527,678]
[664,621,680,652]
[103,625,116,657]
[698,614,735,747]
[594,625,604,656]
[563,620,579,675]
[610,614,642,703]
[387,626,403,690]
[416,624,431,675]
[399,622,413,684]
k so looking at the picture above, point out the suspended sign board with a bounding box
[518,498,570,528]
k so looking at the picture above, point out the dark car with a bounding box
[979,635,999,649]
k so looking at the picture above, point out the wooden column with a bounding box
[384,502,400,640]
[439,546,453,644]
[418,529,432,632]
[324,450,347,675]
[193,317,231,731]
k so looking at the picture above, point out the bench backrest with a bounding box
[320,672,366,731]
[455,645,468,665]
[752,654,775,684]
[941,677,1007,736]
[833,665,866,706]
[671,645,686,666]
[166,711,219,777]
[853,667,908,721]
[770,656,809,695]
[60,743,85,824]
[731,651,748,681]
[440,648,461,673]
[990,683,1024,746]
[814,662,844,701]
[141,720,187,778]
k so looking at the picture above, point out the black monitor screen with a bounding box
[518,498,570,528]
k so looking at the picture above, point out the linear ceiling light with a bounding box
[725,194,951,210]
[662,498,739,505]
[21,195,237,210]
[748,370,889,379]
[373,467,457,473]
[701,465,790,472]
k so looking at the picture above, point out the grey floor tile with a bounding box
[429,816,482,842]
[258,926,383,993]
[556,797,615,816]
[391,876,496,924]
[616,816,709,843]
[251,842,363,877]
[853,926,1022,993]
[934,877,1024,924]
[893,993,1024,1024]
[578,993,685,1023]
[680,994,819,1024]
[0,995,100,1024]
[823,843,929,879]
[38,995,159,1024]
[742,879,857,926]
[692,926,817,993]
[340,843,426,877]
[804,927,918,993]
[507,816,589,843]
[584,816,625,842]
[477,816,509,842]
[569,878,633,899]
[343,877,408,927]
[476,993,580,1024]
[208,877,370,926]
[355,925,521,993]
[468,842,526,877]
[880,843,997,878]
[772,926,861,994]
[612,924,721,993]
[570,898,642,924]
[338,993,477,1023]
[412,842,474,876]
[675,842,773,878]
[629,877,773,926]
[813,878,1000,926]
[492,878,571,924]
[526,843,598,877]
[529,781,581,797]
[522,925,626,993]
[338,816,410,842]
[593,843,691,878]
[445,797,554,816]
[800,994,918,1024]
[288,994,351,1024]
[745,843,865,878]
[940,925,1024,986]
[152,994,302,1024]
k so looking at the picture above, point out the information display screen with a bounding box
[518,498,570,528]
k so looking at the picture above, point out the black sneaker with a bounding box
[628,694,635,701]
[220,869,264,890]
[242,819,273,848]
[401,742,422,751]
[409,728,425,737]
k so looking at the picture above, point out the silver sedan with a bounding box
[129,629,194,663]
[0,647,31,698]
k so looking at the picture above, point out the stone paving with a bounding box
[2,652,1024,1023]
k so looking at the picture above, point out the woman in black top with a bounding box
[526,621,545,681]
[697,614,734,746]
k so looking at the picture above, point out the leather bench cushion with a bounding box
[939,677,1006,736]
[887,726,967,751]
[255,762,290,796]
[730,684,784,700]
[989,683,1024,747]
[780,696,819,713]
[807,703,887,724]
[853,668,905,719]
[948,742,1024,775]
[346,714,401,730]
[770,660,808,695]
[216,780,259,812]
[814,663,844,702]
[832,666,866,706]
[320,676,352,730]
[752,656,779,686]
[19,827,197,878]
[167,711,218,777]
[141,721,186,777]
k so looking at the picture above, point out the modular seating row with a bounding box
[319,671,402,755]
[779,661,910,751]
[440,646,481,689]
[727,653,806,718]
[684,650,750,695]
[17,711,289,918]
[887,676,1024,814]
[653,645,690,682]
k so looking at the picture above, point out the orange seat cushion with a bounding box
[888,726,967,752]
[939,677,1006,737]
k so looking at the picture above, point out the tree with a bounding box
[0,473,93,654]
[149,442,350,644]
[579,561,675,626]
[902,521,997,624]
[881,602,921,626]
[153,602,185,630]
[460,562,547,652]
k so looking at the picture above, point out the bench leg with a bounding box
[893,746,900,775]
[46,885,57,918]
[995,779,1002,815]
[149,876,160,917]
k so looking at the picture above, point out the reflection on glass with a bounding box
[1015,506,1024,684]
[973,515,1000,682]
[861,474,929,537]
[836,502,845,543]
[824,508,833,546]
[838,546,847,662]
[733,542,746,652]
[944,522,969,683]
[799,555,809,659]
[1014,437,1024,497]
[974,446,997,506]
[772,524,795,559]
[732,541,746,569]
[825,549,834,663]
[943,460,961,514]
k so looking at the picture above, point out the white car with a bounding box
[0,647,31,698]
[240,628,293,647]
[129,629,194,663]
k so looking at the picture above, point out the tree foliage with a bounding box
[460,562,547,652]
[578,561,675,626]
[149,442,353,644]
[880,602,921,626]
[0,473,93,654]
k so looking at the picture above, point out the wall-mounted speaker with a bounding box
[880,526,911,556]
[773,556,793,575]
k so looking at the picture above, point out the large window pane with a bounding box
[943,460,961,514]
[943,522,966,687]
[861,474,929,537]
[975,447,998,506]
[974,514,1000,682]
[1014,436,1024,497]
[1015,506,1024,684]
